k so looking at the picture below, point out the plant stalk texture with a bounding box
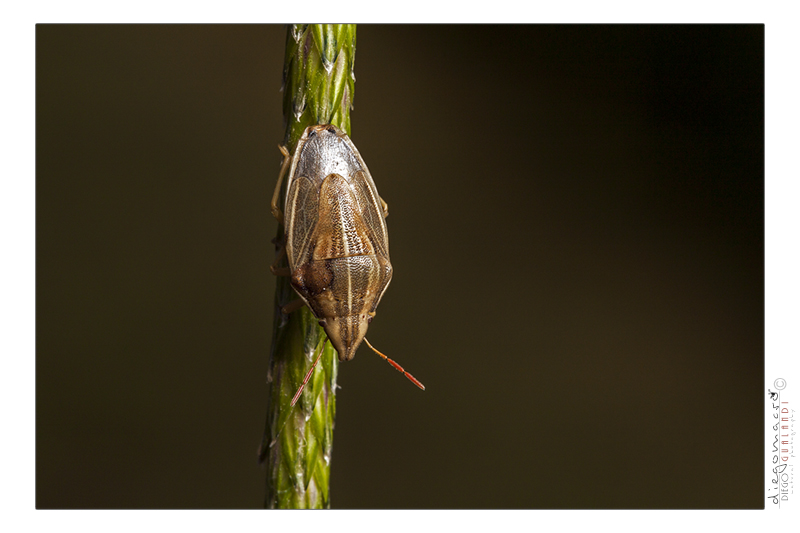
[259,24,356,509]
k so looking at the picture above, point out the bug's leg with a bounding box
[363,338,425,390]
[270,238,291,277]
[380,196,389,218]
[281,298,306,315]
[271,145,291,225]
[291,336,328,406]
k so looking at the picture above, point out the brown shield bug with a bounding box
[270,124,424,404]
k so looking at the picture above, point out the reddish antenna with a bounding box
[290,337,328,407]
[363,338,425,390]
[291,336,425,407]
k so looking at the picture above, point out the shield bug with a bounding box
[270,124,424,403]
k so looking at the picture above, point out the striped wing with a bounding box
[350,170,389,260]
[285,174,319,270]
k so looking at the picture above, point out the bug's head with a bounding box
[319,313,373,362]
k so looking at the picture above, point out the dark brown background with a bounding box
[36,25,764,508]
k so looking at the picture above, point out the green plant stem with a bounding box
[259,23,356,509]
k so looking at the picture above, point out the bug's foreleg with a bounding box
[270,145,292,225]
[280,298,306,315]
[269,239,291,277]
[269,233,300,312]
[380,196,389,218]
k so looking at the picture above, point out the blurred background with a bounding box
[36,25,763,508]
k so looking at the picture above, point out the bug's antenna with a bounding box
[363,337,425,390]
[291,336,328,406]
